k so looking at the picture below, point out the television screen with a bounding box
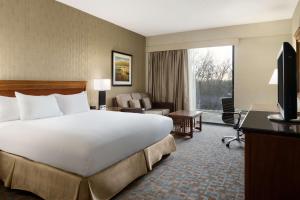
[277,42,297,121]
[277,53,283,110]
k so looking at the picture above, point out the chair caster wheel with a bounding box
[221,138,225,143]
[226,143,230,148]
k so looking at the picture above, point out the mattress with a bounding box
[0,110,173,176]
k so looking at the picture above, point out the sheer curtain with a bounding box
[187,49,197,111]
[148,49,189,111]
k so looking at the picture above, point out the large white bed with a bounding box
[0,80,176,200]
[0,110,173,176]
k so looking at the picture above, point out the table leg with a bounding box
[190,118,193,138]
[199,115,202,131]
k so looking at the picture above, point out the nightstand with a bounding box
[90,106,97,110]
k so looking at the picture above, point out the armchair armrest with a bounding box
[120,108,144,113]
[152,102,175,112]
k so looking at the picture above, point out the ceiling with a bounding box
[56,0,299,36]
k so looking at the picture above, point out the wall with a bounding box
[0,0,146,106]
[292,0,300,44]
[146,20,292,110]
[235,35,291,110]
[291,1,300,110]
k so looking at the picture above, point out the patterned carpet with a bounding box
[0,124,244,200]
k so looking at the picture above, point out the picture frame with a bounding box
[112,51,132,86]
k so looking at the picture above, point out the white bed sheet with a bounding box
[0,111,173,176]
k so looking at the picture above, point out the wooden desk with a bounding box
[168,110,202,138]
[241,111,300,200]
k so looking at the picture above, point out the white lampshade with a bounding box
[93,79,111,91]
[269,69,278,85]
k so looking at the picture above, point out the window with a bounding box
[188,46,234,124]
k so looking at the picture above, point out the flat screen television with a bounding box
[277,42,297,121]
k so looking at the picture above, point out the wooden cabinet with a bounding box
[241,111,300,200]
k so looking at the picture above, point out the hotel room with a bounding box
[1,0,300,199]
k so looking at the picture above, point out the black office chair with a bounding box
[221,97,244,147]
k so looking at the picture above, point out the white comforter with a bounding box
[0,111,173,176]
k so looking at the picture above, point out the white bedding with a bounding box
[0,111,173,176]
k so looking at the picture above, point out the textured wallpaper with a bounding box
[0,0,146,106]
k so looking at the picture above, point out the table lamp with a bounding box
[93,79,111,110]
[269,68,277,85]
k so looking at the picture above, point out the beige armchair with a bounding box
[112,92,174,116]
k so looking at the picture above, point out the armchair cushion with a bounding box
[129,99,141,108]
[116,94,132,108]
[142,97,152,110]
[131,93,143,100]
[144,109,163,115]
[161,109,170,115]
[144,108,170,116]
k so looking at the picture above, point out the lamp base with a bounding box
[98,91,106,110]
[99,105,106,110]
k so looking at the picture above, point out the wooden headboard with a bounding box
[0,80,87,97]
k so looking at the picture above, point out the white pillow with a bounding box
[0,96,20,122]
[54,92,90,115]
[15,92,62,120]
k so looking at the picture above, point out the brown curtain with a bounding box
[148,49,189,111]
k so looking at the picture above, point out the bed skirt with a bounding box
[0,134,176,200]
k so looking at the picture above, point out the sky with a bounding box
[189,45,233,65]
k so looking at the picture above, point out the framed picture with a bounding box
[112,51,132,86]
